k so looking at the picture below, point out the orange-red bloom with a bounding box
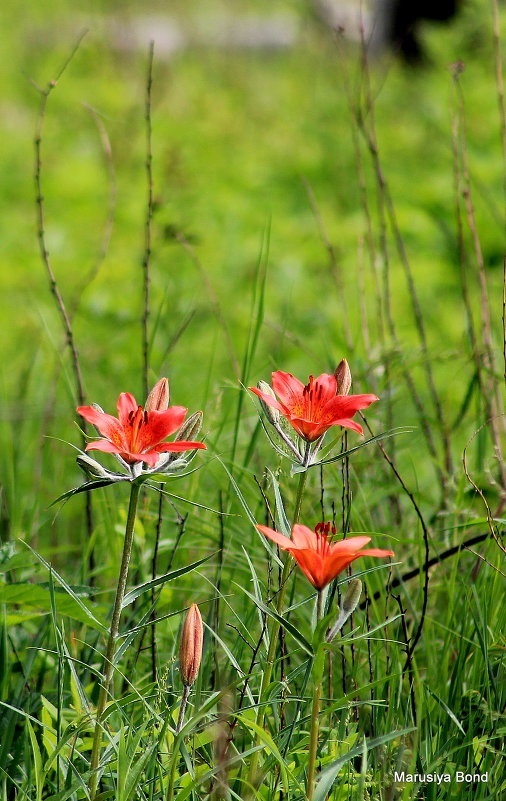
[77,380,206,468]
[257,522,394,590]
[249,370,378,442]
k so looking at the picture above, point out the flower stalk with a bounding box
[307,589,324,801]
[247,464,309,788]
[88,480,141,801]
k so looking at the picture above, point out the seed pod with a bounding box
[256,380,280,426]
[342,578,362,616]
[145,377,170,412]
[334,360,352,396]
[327,579,363,642]
[76,453,118,479]
[174,410,203,442]
[179,603,203,687]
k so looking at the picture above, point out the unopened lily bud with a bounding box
[174,410,203,442]
[256,380,280,426]
[334,360,352,396]
[145,377,170,412]
[342,578,362,616]
[179,603,203,687]
[327,579,363,642]
[76,453,116,479]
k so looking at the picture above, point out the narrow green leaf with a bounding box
[313,727,416,801]
[268,468,290,536]
[121,554,214,608]
[426,687,466,734]
[21,543,107,632]
[291,428,413,474]
[239,585,314,656]
[27,720,43,801]
[50,478,122,506]
[203,621,255,706]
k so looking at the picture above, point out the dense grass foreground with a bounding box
[0,0,505,798]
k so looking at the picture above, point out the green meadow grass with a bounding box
[0,0,505,798]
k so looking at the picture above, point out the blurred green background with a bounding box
[0,0,504,546]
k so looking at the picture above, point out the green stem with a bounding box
[175,684,191,735]
[248,452,309,789]
[88,480,141,801]
[167,683,190,801]
[307,589,324,801]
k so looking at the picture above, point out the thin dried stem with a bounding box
[491,0,506,238]
[150,489,164,682]
[142,41,155,400]
[361,414,430,672]
[463,431,506,555]
[454,73,506,497]
[503,258,506,388]
[33,33,87,407]
[356,34,452,490]
[70,104,117,315]
[32,32,94,547]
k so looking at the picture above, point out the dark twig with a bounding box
[463,432,506,555]
[503,257,506,388]
[357,31,452,484]
[364,530,496,606]
[33,34,87,407]
[150,489,164,683]
[453,73,506,500]
[393,594,416,725]
[142,41,155,400]
[32,32,94,551]
[344,25,450,500]
[492,0,506,238]
[361,415,430,672]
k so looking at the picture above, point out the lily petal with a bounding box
[329,536,372,554]
[291,524,320,550]
[77,406,127,446]
[257,524,295,550]
[271,371,306,411]
[117,392,139,426]
[248,386,288,415]
[290,548,325,588]
[358,548,395,557]
[137,406,188,450]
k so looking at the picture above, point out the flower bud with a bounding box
[76,453,118,479]
[334,360,352,396]
[342,578,362,616]
[145,377,170,412]
[179,603,203,687]
[326,579,363,642]
[174,410,203,443]
[256,380,280,426]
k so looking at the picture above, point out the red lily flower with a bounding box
[257,522,394,590]
[77,382,206,468]
[249,370,378,442]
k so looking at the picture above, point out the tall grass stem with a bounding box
[247,453,309,789]
[88,480,141,801]
[307,589,323,801]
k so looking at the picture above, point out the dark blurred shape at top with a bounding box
[371,0,462,63]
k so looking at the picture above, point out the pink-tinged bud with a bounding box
[179,604,203,686]
[334,360,352,396]
[256,380,280,426]
[145,378,170,412]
